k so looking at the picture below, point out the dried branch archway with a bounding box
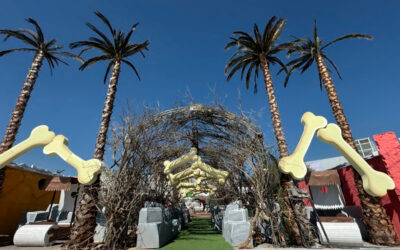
[101,103,315,249]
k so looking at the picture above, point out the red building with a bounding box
[300,131,400,239]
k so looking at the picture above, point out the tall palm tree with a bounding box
[225,17,315,246]
[65,12,149,248]
[0,18,80,196]
[284,21,399,245]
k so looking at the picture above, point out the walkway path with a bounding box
[161,218,233,250]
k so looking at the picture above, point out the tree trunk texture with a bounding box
[0,51,44,196]
[65,61,121,249]
[259,55,310,246]
[259,55,288,158]
[316,54,399,245]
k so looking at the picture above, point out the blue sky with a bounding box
[0,0,399,176]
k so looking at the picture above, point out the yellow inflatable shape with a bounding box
[163,147,198,174]
[164,148,228,197]
[181,186,215,197]
[317,124,395,197]
[0,126,55,169]
[0,125,103,185]
[168,167,195,185]
[176,169,225,184]
[192,159,228,180]
[279,112,327,180]
[43,135,103,185]
[177,182,197,189]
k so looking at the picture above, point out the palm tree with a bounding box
[0,18,80,196]
[225,16,315,246]
[65,12,149,248]
[284,21,399,245]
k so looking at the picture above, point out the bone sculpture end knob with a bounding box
[278,112,327,180]
[77,159,104,185]
[317,123,395,197]
[361,170,395,197]
[0,125,55,169]
[43,135,103,185]
[278,157,308,181]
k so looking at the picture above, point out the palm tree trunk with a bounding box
[66,60,121,248]
[316,53,399,245]
[259,55,306,246]
[0,51,44,196]
[259,55,288,158]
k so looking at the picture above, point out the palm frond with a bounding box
[122,59,141,80]
[94,12,116,39]
[253,24,262,46]
[45,39,58,50]
[225,16,288,91]
[0,29,38,47]
[286,54,310,67]
[267,56,287,74]
[26,18,44,43]
[232,31,255,44]
[321,33,373,50]
[300,58,314,73]
[225,37,238,50]
[19,29,39,42]
[321,54,342,80]
[79,55,112,70]
[85,22,114,49]
[225,54,255,74]
[103,61,115,84]
[253,62,260,93]
[47,54,68,66]
[282,65,299,87]
[70,40,113,56]
[263,16,277,44]
[269,19,286,46]
[51,51,83,63]
[0,48,35,56]
[240,60,252,79]
[313,19,319,50]
[123,41,149,57]
[245,62,257,90]
[122,23,139,49]
[226,57,253,81]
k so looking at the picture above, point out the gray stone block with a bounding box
[136,205,178,248]
[138,207,163,223]
[222,201,252,247]
[227,209,248,222]
[225,221,252,246]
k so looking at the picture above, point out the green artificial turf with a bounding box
[161,218,233,250]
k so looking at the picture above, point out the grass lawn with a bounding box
[161,218,233,250]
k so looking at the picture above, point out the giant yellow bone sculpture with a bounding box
[164,147,228,196]
[167,167,195,186]
[0,126,55,168]
[43,135,103,185]
[317,124,395,197]
[278,112,395,197]
[191,158,228,184]
[0,125,103,185]
[279,112,327,180]
[181,186,216,197]
[164,148,198,174]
